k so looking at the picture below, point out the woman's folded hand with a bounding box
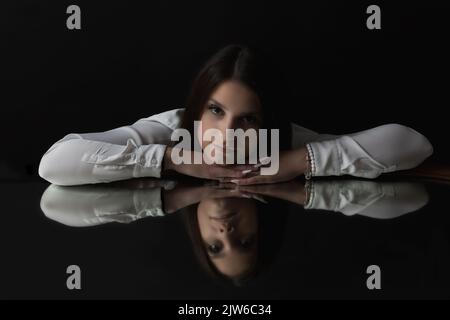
[163,147,254,181]
[228,147,308,185]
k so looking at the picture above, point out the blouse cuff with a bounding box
[132,187,165,218]
[303,180,390,216]
[81,138,167,178]
[306,139,341,177]
[135,143,167,178]
[306,136,391,178]
[303,180,345,212]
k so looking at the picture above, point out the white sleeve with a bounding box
[38,117,175,186]
[40,183,169,227]
[304,180,429,219]
[292,123,434,178]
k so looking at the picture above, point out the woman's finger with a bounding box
[240,192,268,204]
[211,165,246,179]
[238,185,274,195]
[211,188,244,198]
[216,181,238,188]
[230,175,274,185]
[219,170,259,183]
[219,164,257,171]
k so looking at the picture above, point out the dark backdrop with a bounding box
[1,0,449,180]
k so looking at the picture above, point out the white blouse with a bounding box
[38,108,434,186]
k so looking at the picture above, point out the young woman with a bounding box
[38,44,434,186]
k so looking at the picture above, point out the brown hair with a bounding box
[180,44,292,151]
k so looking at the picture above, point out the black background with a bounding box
[1,0,449,179]
[1,1,450,299]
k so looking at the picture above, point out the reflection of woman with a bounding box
[38,44,434,186]
[41,178,429,285]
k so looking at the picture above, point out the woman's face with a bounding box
[197,80,263,163]
[197,197,258,278]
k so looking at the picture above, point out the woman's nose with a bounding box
[221,117,239,132]
[220,119,240,147]
[219,224,235,233]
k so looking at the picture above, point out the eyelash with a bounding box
[208,104,224,116]
[208,104,258,124]
[241,116,256,124]
[208,243,222,254]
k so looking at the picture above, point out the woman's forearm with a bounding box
[304,124,433,179]
[39,138,167,186]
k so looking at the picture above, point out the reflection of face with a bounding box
[198,80,263,162]
[197,197,258,278]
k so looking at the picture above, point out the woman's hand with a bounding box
[163,147,253,181]
[229,147,308,185]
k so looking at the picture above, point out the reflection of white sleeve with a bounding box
[304,180,429,219]
[38,109,184,186]
[40,183,172,227]
[292,123,434,178]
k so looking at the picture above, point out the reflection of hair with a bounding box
[181,199,288,287]
[180,44,292,151]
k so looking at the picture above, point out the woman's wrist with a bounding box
[163,146,175,172]
[293,147,309,176]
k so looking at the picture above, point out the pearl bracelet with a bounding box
[305,143,315,180]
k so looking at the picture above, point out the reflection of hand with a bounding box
[237,180,307,205]
[163,183,262,213]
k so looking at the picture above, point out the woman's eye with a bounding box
[240,236,254,248]
[241,116,257,124]
[207,243,223,254]
[208,105,224,116]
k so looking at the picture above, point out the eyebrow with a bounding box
[209,98,228,110]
